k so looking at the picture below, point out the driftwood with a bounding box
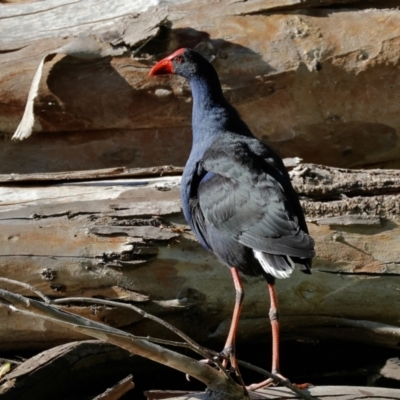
[8,285,399,400]
[0,164,399,351]
[0,341,136,399]
[147,386,400,400]
[1,0,400,173]
[4,293,390,400]
[93,375,134,400]
[0,289,311,400]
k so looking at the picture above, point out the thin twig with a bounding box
[93,374,134,399]
[0,283,312,400]
[142,336,195,348]
[54,296,228,377]
[0,277,51,303]
[53,297,313,399]
[0,290,244,397]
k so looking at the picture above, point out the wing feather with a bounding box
[196,135,315,259]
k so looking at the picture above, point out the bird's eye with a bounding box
[175,56,184,63]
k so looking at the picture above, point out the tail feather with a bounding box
[254,251,312,279]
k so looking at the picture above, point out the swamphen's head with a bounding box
[149,48,215,80]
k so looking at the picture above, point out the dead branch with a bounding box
[0,284,316,400]
[54,296,227,374]
[0,288,247,400]
[0,341,136,398]
[0,277,51,304]
[92,375,134,400]
[53,296,314,399]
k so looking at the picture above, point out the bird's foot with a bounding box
[246,374,286,391]
[247,374,312,392]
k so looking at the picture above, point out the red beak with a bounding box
[149,58,174,76]
[148,48,186,76]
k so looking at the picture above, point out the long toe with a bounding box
[246,373,290,391]
[247,375,313,392]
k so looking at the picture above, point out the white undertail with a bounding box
[253,250,294,279]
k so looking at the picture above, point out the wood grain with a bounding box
[0,165,399,350]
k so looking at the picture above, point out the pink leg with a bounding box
[268,283,280,374]
[247,283,286,391]
[222,267,246,389]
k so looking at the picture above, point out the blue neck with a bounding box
[188,74,251,151]
[190,76,225,142]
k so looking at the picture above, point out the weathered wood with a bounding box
[147,386,400,400]
[0,291,248,399]
[0,159,298,183]
[0,340,136,399]
[93,375,134,400]
[1,1,400,172]
[0,0,377,48]
[0,165,183,183]
[0,164,399,351]
[290,164,400,199]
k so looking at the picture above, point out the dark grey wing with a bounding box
[188,195,212,251]
[198,138,315,258]
[185,163,213,252]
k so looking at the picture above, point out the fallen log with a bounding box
[0,164,399,350]
[1,1,400,173]
[147,385,400,400]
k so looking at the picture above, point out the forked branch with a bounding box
[0,280,315,400]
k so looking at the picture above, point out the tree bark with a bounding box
[0,164,399,350]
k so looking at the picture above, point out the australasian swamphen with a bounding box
[149,48,315,388]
